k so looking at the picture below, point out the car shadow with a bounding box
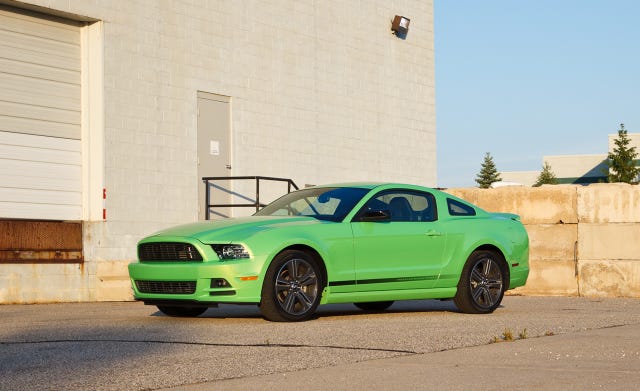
[146,299,494,321]
[315,299,461,319]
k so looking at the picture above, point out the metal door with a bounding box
[197,92,231,220]
[0,5,83,221]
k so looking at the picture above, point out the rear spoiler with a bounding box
[491,212,521,222]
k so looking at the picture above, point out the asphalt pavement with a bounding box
[1,296,639,390]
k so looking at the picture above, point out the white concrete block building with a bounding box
[0,0,435,302]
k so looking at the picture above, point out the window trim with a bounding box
[352,189,438,222]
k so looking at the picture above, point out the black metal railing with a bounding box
[202,176,299,220]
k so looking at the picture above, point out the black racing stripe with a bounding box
[357,275,439,284]
[328,275,438,287]
[328,280,356,287]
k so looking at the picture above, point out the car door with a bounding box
[350,190,446,291]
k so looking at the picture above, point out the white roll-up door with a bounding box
[0,5,82,221]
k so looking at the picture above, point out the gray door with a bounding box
[197,92,231,220]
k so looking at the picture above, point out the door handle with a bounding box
[425,230,443,236]
[225,165,232,169]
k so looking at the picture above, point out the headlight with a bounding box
[211,244,250,260]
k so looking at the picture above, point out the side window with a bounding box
[447,198,477,216]
[359,190,437,222]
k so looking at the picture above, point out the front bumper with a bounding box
[128,260,263,304]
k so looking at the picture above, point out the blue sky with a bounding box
[435,0,640,187]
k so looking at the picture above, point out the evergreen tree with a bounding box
[606,123,640,184]
[475,152,501,188]
[533,162,558,187]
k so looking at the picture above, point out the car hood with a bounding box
[146,215,326,243]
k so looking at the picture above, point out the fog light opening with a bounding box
[211,278,232,288]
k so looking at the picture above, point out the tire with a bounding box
[260,250,323,322]
[354,301,394,311]
[454,250,506,314]
[157,305,207,317]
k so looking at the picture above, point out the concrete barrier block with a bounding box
[578,259,640,297]
[578,223,640,260]
[578,183,640,223]
[509,258,578,296]
[447,186,578,224]
[0,270,20,303]
[526,223,577,261]
[32,264,91,302]
[0,264,92,303]
[96,260,134,301]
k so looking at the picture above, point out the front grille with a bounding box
[138,242,203,261]
[135,280,196,294]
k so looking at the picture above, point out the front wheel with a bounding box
[454,250,506,314]
[260,250,324,322]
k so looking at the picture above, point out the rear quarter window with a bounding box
[447,198,476,216]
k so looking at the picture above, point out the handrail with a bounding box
[202,176,299,220]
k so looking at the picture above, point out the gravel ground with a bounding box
[1,296,639,390]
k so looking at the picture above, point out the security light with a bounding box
[391,15,410,36]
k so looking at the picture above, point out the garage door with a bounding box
[0,5,82,220]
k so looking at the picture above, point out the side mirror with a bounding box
[361,209,391,222]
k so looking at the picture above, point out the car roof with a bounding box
[310,182,437,191]
[312,182,385,189]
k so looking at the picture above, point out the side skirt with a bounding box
[320,287,457,305]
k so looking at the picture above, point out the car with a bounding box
[128,183,529,321]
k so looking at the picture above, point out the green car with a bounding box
[128,183,529,321]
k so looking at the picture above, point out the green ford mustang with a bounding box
[128,183,529,321]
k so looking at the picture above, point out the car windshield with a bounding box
[255,187,370,222]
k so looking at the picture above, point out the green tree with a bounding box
[533,162,558,187]
[475,152,501,188]
[606,123,640,184]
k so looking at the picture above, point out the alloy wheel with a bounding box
[469,257,503,310]
[274,258,319,316]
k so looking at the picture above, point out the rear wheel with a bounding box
[454,250,506,314]
[156,306,207,317]
[354,301,394,311]
[260,250,323,322]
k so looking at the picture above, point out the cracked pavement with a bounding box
[1,296,639,390]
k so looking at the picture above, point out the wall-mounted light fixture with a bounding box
[391,15,410,37]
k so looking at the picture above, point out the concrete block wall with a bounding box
[57,0,433,251]
[448,184,640,298]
